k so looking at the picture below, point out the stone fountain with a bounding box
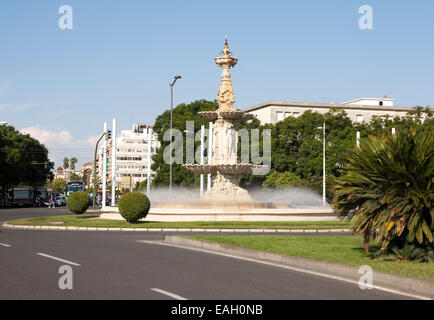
[183,38,261,202]
[99,39,335,221]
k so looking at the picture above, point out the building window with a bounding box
[379,101,383,106]
[293,112,300,118]
[276,111,284,121]
[356,115,364,123]
[285,112,291,118]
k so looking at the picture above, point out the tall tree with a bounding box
[63,157,69,170]
[152,99,218,188]
[152,99,262,188]
[70,157,78,171]
[0,125,52,205]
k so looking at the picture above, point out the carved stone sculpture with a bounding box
[183,39,261,202]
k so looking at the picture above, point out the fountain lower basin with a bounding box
[99,201,336,222]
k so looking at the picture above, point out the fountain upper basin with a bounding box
[183,163,262,175]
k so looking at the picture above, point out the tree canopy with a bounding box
[151,99,262,188]
[0,125,53,205]
[150,99,433,205]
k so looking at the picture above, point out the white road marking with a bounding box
[0,243,11,247]
[151,288,188,300]
[139,240,431,301]
[36,253,81,266]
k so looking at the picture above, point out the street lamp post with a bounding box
[169,75,181,192]
[317,123,326,207]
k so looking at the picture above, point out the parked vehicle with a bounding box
[35,187,48,207]
[12,186,35,207]
[56,196,66,207]
[66,181,85,197]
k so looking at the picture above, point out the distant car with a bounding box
[55,196,66,207]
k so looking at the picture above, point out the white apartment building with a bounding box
[97,124,160,191]
[243,97,428,125]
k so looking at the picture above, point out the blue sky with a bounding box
[1,0,433,167]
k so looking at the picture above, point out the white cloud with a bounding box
[0,102,39,113]
[86,135,99,146]
[19,127,96,169]
[20,127,73,145]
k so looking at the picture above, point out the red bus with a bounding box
[12,186,35,207]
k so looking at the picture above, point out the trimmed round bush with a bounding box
[118,192,150,223]
[67,192,90,214]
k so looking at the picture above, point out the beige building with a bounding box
[80,162,93,188]
[243,97,427,125]
[97,124,159,191]
[54,167,82,182]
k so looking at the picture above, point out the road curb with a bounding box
[164,235,434,299]
[1,223,350,234]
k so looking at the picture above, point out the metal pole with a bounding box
[200,125,204,197]
[356,131,360,147]
[323,122,326,207]
[169,75,181,192]
[102,122,107,209]
[111,118,116,206]
[147,127,152,197]
[170,85,173,192]
[207,122,213,191]
[92,132,105,210]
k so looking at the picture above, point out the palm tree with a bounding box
[70,157,78,171]
[334,128,433,258]
[63,157,69,170]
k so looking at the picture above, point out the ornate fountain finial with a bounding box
[215,38,238,112]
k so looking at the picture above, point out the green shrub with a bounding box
[334,129,434,254]
[118,192,150,223]
[67,192,90,214]
[262,171,302,189]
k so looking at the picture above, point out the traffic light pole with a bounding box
[102,122,108,209]
[92,130,109,210]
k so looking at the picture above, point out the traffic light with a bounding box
[105,129,112,140]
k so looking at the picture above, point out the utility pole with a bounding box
[111,118,117,206]
[169,75,181,192]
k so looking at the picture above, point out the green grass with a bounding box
[6,214,350,230]
[185,235,434,281]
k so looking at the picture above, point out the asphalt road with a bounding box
[0,207,73,224]
[0,227,413,300]
[0,207,417,300]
